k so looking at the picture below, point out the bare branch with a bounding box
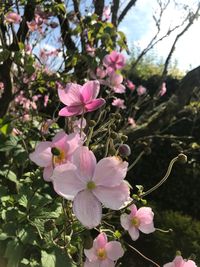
[94,0,105,19]
[161,3,200,80]
[118,0,137,25]
[111,0,120,26]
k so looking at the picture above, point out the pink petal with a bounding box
[128,226,140,241]
[73,190,102,228]
[81,80,100,103]
[58,105,83,117]
[129,204,138,217]
[103,54,112,67]
[29,141,52,167]
[136,207,154,225]
[84,260,100,267]
[120,214,131,231]
[93,157,128,187]
[94,233,107,249]
[109,51,118,62]
[105,241,124,260]
[43,166,53,181]
[72,147,96,182]
[52,163,85,200]
[113,84,126,94]
[93,182,130,210]
[52,131,69,152]
[138,222,155,234]
[84,247,97,262]
[85,98,105,112]
[58,83,82,106]
[100,259,115,267]
[65,133,82,158]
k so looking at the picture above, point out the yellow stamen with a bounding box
[97,248,107,260]
[87,181,96,190]
[131,217,140,227]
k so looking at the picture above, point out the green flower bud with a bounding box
[51,147,60,156]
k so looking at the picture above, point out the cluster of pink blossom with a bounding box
[28,49,195,267]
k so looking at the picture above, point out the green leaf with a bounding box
[4,239,23,267]
[41,247,76,267]
[0,49,10,62]
[18,195,28,208]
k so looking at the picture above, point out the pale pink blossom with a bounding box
[52,146,130,228]
[29,131,82,181]
[103,6,111,20]
[73,118,87,133]
[103,51,126,74]
[126,80,135,91]
[44,94,49,107]
[112,98,126,109]
[5,12,21,24]
[105,72,125,93]
[128,117,137,128]
[96,67,107,79]
[84,232,124,267]
[163,256,197,267]
[0,82,4,90]
[137,85,147,96]
[12,128,22,136]
[120,204,155,241]
[58,80,105,117]
[86,44,96,57]
[159,82,167,96]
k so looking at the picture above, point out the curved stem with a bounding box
[141,155,179,197]
[126,242,160,267]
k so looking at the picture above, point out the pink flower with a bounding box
[103,51,126,74]
[96,67,107,79]
[159,82,167,96]
[103,6,111,20]
[86,44,96,57]
[44,94,49,107]
[73,118,87,133]
[106,72,125,94]
[5,12,21,24]
[163,256,197,267]
[128,117,136,128]
[112,98,126,109]
[120,204,155,241]
[84,232,124,267]
[126,80,135,91]
[29,131,82,181]
[137,85,147,96]
[58,80,105,117]
[52,146,130,228]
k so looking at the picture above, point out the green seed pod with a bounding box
[88,120,96,127]
[51,147,60,156]
[110,131,118,139]
[121,135,128,142]
[118,144,131,157]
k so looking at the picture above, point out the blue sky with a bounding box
[119,0,200,72]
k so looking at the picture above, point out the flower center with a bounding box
[87,181,96,190]
[131,217,140,227]
[51,147,66,165]
[97,248,107,260]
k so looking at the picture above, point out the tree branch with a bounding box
[111,0,120,26]
[94,0,105,19]
[118,0,137,25]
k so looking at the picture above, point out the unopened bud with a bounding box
[110,131,118,139]
[51,147,60,156]
[177,153,187,164]
[121,135,128,142]
[88,120,96,127]
[118,144,131,157]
